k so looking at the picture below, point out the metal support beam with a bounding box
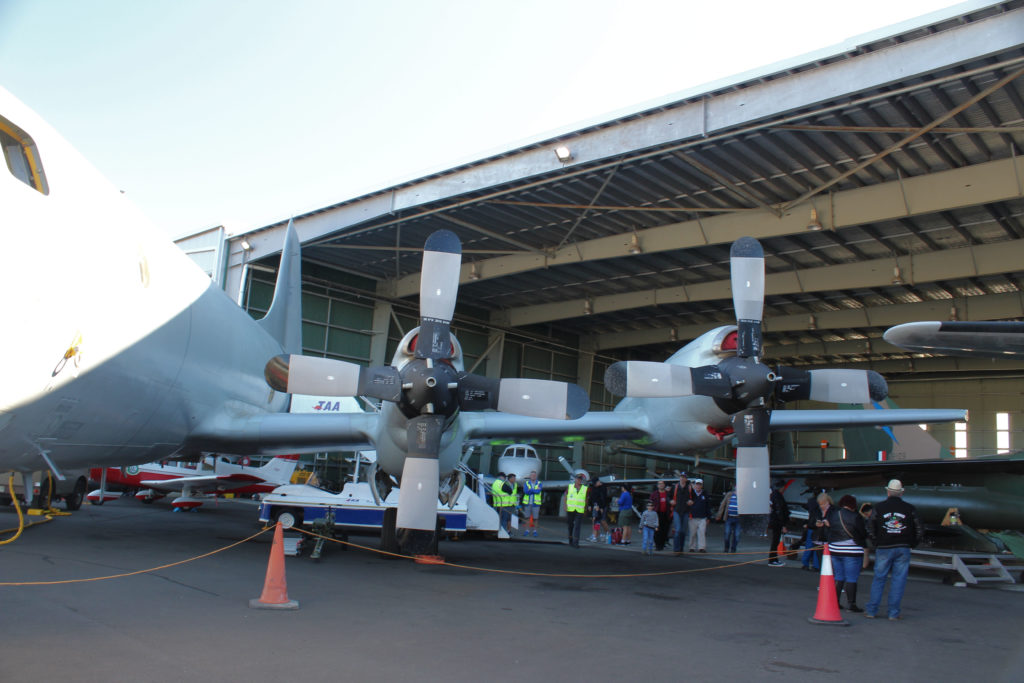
[393,156,1024,298]
[510,239,1024,328]
[368,299,393,366]
[590,290,1024,350]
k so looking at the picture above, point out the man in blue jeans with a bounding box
[670,472,692,555]
[865,479,924,620]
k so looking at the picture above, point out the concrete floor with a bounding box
[1,500,1021,682]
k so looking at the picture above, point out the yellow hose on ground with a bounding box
[0,474,27,544]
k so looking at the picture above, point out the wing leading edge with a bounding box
[769,408,966,432]
[187,411,378,455]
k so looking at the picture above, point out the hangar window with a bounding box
[0,115,49,194]
[954,421,968,459]
[996,412,1010,454]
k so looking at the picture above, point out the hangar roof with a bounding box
[230,1,1024,379]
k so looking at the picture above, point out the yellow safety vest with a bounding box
[566,484,588,514]
[523,479,543,506]
[508,482,519,507]
[491,478,508,507]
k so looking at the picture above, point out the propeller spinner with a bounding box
[265,229,588,543]
[604,236,888,514]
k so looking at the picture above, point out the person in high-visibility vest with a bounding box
[522,470,543,537]
[491,473,511,534]
[491,472,515,534]
[506,473,520,533]
[565,473,589,548]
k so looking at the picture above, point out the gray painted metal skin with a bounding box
[0,88,966,526]
[885,321,1024,359]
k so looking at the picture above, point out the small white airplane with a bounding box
[86,454,299,510]
[493,444,603,484]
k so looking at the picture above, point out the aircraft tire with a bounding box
[275,508,302,529]
[380,507,400,557]
[32,475,55,509]
[64,477,87,511]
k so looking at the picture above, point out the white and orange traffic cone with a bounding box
[808,543,848,626]
[249,522,299,610]
[777,539,787,559]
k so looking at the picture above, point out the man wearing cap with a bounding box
[687,479,712,552]
[865,479,924,620]
[565,473,589,548]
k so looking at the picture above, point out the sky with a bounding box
[0,0,970,238]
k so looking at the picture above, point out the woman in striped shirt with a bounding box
[825,494,868,612]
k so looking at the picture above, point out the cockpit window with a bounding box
[1,115,49,194]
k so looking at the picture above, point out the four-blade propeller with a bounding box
[265,230,588,538]
[604,236,888,514]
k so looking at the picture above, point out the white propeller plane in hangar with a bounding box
[1,85,964,554]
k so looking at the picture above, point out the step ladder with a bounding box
[951,554,1016,585]
[282,535,302,556]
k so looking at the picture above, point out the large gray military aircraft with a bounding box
[0,87,591,552]
[1,86,964,551]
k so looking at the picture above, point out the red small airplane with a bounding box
[88,454,300,510]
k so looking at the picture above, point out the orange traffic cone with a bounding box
[249,522,299,610]
[808,543,848,626]
[777,539,787,559]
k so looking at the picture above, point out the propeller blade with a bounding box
[495,378,589,419]
[456,372,500,411]
[732,406,771,515]
[264,355,402,401]
[775,367,888,404]
[604,362,730,399]
[395,415,444,531]
[735,445,771,515]
[730,236,765,359]
[417,230,462,360]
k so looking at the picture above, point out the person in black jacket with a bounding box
[767,480,790,566]
[825,494,868,612]
[865,479,924,620]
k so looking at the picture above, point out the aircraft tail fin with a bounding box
[256,219,303,355]
[258,454,301,483]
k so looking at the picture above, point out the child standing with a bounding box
[640,500,659,556]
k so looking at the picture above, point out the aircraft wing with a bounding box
[884,321,1024,358]
[187,411,379,455]
[772,452,1024,478]
[769,408,965,432]
[139,473,263,493]
[459,410,649,443]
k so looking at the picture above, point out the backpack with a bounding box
[611,527,623,544]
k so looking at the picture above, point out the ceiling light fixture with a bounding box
[628,232,642,255]
[891,265,904,285]
[807,208,823,231]
[240,239,253,251]
[949,305,959,321]
[469,263,481,281]
[583,298,593,315]
[554,145,573,163]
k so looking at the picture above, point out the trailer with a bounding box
[257,481,499,536]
